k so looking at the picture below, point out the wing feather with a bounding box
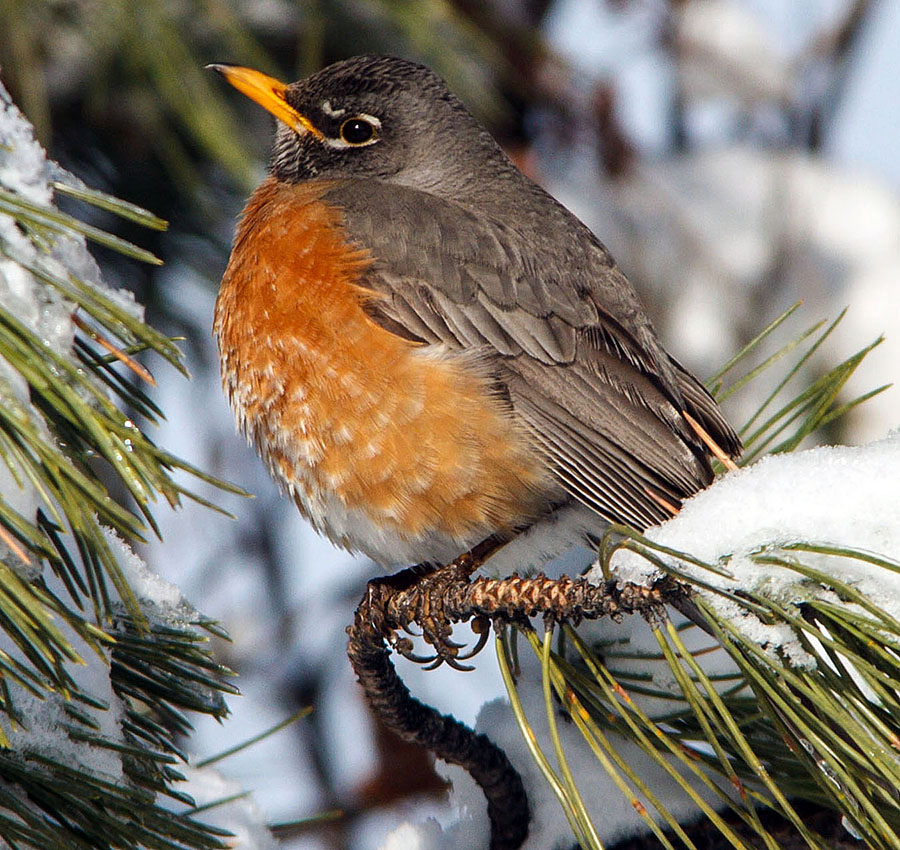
[323,179,740,529]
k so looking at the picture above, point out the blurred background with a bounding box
[1,0,897,847]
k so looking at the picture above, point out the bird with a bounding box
[210,55,741,572]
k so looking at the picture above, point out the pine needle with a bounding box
[71,313,156,386]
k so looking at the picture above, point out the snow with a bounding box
[0,76,280,847]
[0,78,131,787]
[179,765,281,850]
[0,560,127,788]
[0,87,53,206]
[103,525,188,613]
[0,81,92,568]
[377,820,446,850]
[4,646,125,785]
[602,433,900,657]
[377,619,732,850]
[0,86,76,356]
[0,552,127,783]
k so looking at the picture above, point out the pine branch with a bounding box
[0,77,250,850]
[497,308,896,850]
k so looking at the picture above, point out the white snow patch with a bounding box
[377,819,447,850]
[675,0,792,104]
[600,433,900,656]
[0,76,147,572]
[0,89,52,205]
[5,687,124,784]
[0,565,125,782]
[103,526,189,613]
[179,765,281,850]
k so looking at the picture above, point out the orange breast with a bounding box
[214,177,556,563]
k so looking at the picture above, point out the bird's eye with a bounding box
[339,117,377,145]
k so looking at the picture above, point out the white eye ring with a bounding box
[325,114,382,149]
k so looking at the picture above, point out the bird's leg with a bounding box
[364,563,682,670]
[364,531,687,669]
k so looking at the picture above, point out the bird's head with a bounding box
[210,55,507,194]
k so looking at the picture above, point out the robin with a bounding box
[210,55,741,572]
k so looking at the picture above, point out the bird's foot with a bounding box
[363,550,491,670]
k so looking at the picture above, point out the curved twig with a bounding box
[347,569,529,850]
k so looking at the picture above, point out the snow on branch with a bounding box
[0,77,268,850]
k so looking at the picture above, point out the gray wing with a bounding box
[323,179,740,530]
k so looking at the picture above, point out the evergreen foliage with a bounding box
[0,80,243,850]
[500,308,895,849]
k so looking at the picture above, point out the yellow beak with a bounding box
[208,64,323,139]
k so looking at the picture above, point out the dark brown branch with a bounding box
[347,564,529,850]
[806,0,873,150]
[346,556,687,850]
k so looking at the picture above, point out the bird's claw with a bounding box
[362,553,496,669]
[389,611,490,670]
[388,633,433,664]
[456,618,491,660]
